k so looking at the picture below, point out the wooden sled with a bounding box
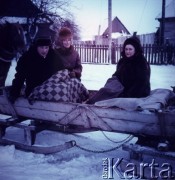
[0,88,175,154]
[116,143,175,179]
[0,108,75,154]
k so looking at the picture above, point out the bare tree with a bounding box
[31,0,80,40]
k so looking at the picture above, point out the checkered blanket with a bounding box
[28,69,89,103]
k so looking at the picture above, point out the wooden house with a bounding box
[0,0,56,46]
[0,0,41,18]
[156,0,175,45]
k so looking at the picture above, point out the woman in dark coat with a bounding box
[116,37,154,148]
[54,27,82,80]
[113,36,151,98]
[9,36,63,102]
[87,36,151,104]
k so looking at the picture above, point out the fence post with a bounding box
[74,43,175,65]
[111,42,116,64]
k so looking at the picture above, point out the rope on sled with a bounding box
[73,135,134,153]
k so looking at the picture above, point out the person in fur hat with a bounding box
[9,36,64,103]
[54,27,82,80]
[112,36,151,98]
[86,36,150,104]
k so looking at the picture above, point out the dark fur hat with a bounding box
[123,36,142,54]
[35,36,52,46]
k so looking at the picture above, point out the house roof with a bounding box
[102,16,130,36]
[156,0,175,19]
[0,0,42,18]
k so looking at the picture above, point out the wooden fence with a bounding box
[74,44,175,65]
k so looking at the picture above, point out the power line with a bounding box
[137,0,148,33]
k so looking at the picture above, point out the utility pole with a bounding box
[97,25,101,45]
[160,0,166,64]
[160,0,166,44]
[108,0,112,63]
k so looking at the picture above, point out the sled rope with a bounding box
[101,131,133,144]
[73,135,134,153]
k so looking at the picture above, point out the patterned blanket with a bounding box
[28,69,89,103]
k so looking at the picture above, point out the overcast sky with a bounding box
[70,0,172,40]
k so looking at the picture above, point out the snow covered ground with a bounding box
[0,61,175,180]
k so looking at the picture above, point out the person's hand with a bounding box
[69,71,76,78]
[8,95,17,104]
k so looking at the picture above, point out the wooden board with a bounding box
[0,138,75,154]
[0,95,175,138]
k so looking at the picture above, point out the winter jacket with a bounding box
[10,46,64,98]
[55,45,82,79]
[113,54,151,98]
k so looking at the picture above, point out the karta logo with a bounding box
[102,158,175,179]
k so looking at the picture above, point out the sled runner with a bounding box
[118,143,175,179]
[0,88,175,154]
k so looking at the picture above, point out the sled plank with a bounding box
[0,138,75,154]
[0,96,175,138]
[0,96,159,123]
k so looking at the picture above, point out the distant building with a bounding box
[156,0,175,45]
[0,0,41,18]
[95,16,156,45]
[102,16,130,37]
[95,16,130,45]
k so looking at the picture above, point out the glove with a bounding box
[8,95,17,104]
[0,88,3,95]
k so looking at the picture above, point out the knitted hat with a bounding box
[123,36,142,54]
[35,36,52,46]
